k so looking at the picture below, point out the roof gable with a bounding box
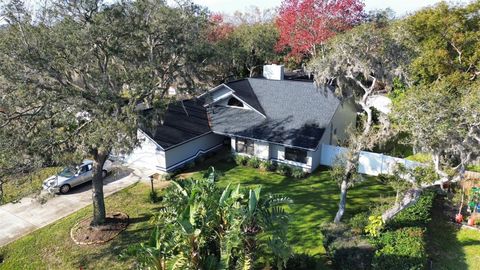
[209,78,342,149]
[225,79,265,116]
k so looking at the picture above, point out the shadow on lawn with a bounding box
[426,195,470,270]
[74,216,155,269]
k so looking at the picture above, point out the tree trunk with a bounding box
[0,178,3,204]
[244,235,256,270]
[91,148,109,226]
[334,178,348,223]
[381,188,422,222]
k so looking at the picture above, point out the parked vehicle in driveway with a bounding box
[42,159,113,194]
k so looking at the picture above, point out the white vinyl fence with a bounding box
[320,144,422,176]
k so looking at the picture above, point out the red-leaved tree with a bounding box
[207,13,235,43]
[276,0,365,60]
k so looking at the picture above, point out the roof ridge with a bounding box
[247,77,315,85]
[225,78,249,85]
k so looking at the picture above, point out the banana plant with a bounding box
[218,184,293,270]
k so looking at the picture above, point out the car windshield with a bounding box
[58,167,76,178]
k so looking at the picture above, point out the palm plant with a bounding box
[130,167,293,269]
[218,184,293,270]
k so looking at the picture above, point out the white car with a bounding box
[42,159,113,194]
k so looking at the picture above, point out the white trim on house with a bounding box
[271,158,312,170]
[200,84,267,119]
[198,83,233,99]
[229,93,267,119]
[156,143,224,172]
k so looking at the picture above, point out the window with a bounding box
[285,147,307,164]
[227,97,244,107]
[236,138,254,155]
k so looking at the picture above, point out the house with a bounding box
[126,65,357,173]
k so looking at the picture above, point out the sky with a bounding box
[193,0,472,16]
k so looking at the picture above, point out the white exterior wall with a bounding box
[319,100,357,146]
[230,137,322,172]
[126,130,166,172]
[164,133,224,171]
[230,137,236,152]
[254,141,269,159]
[268,143,314,172]
[269,144,283,160]
[127,131,224,173]
[309,145,322,172]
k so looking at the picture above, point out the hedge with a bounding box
[372,227,426,270]
[372,190,435,270]
[321,223,375,270]
[320,190,435,270]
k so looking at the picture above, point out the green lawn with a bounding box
[426,196,480,270]
[0,156,393,270]
[185,159,394,263]
[0,182,159,270]
[2,167,61,205]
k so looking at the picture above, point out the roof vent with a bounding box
[263,64,284,80]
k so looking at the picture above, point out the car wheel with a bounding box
[59,184,71,194]
[102,170,108,179]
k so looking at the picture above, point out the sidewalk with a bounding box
[0,166,149,247]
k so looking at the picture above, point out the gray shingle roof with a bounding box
[209,78,340,150]
[225,79,265,115]
[139,99,211,149]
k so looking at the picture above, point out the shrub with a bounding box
[149,190,162,203]
[163,172,176,181]
[321,223,375,270]
[365,215,384,237]
[286,253,318,270]
[247,157,261,168]
[234,155,249,166]
[196,155,206,163]
[371,227,426,270]
[349,212,369,235]
[405,153,432,163]
[291,167,308,179]
[277,164,292,176]
[185,160,196,170]
[260,160,277,172]
[387,190,435,229]
[225,153,235,163]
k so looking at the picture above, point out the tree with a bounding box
[386,2,480,222]
[207,13,280,80]
[0,0,211,226]
[309,19,411,223]
[230,22,280,77]
[275,0,365,61]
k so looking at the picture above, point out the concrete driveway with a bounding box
[0,167,149,247]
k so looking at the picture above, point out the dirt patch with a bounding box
[70,212,129,245]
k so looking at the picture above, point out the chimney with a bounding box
[263,64,284,80]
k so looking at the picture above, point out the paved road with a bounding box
[0,167,151,247]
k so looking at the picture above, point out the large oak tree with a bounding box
[309,18,411,223]
[0,0,211,225]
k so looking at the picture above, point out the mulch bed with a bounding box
[70,212,129,245]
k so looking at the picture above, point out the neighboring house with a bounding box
[127,64,357,173]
